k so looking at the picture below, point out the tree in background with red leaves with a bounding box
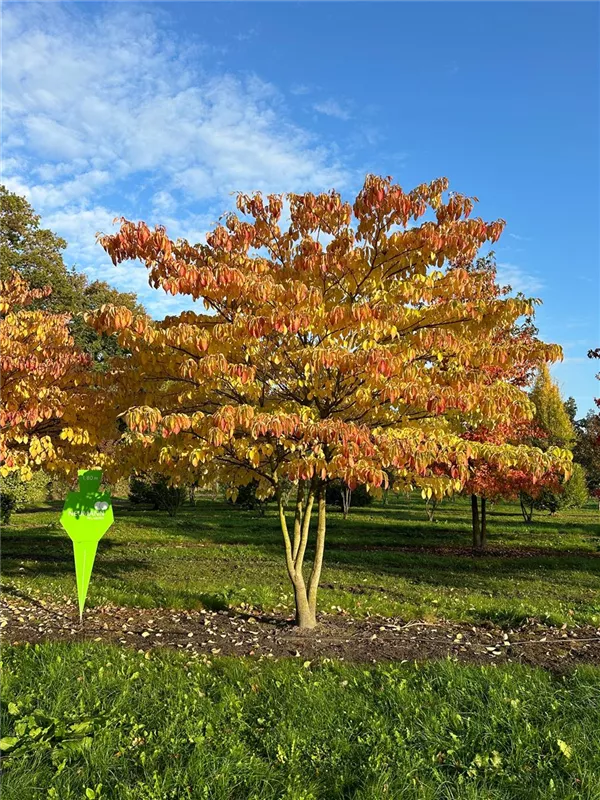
[585,347,600,507]
[452,257,569,543]
[0,273,111,490]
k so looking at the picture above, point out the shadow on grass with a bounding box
[2,532,148,581]
[6,500,599,600]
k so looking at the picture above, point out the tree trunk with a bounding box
[277,481,325,629]
[307,485,327,621]
[293,581,316,629]
[471,494,480,549]
[426,497,438,522]
[480,497,487,549]
[520,492,534,523]
[341,485,351,519]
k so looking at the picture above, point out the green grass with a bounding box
[3,495,600,627]
[2,643,600,800]
[3,498,600,798]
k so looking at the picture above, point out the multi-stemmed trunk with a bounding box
[425,496,438,522]
[340,485,352,520]
[520,492,534,523]
[471,494,487,549]
[277,480,327,629]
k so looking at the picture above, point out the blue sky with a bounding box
[2,1,598,414]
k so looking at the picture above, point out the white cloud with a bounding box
[290,84,311,96]
[4,5,348,195]
[496,262,543,295]
[508,232,532,242]
[313,99,352,121]
[2,2,354,318]
[151,191,177,217]
[42,205,209,318]
[234,29,257,42]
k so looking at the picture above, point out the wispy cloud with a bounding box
[234,28,257,42]
[508,233,532,242]
[290,84,311,96]
[496,262,543,295]
[2,3,353,315]
[313,99,352,121]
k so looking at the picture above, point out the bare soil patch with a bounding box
[3,592,600,672]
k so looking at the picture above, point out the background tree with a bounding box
[519,365,584,517]
[564,396,577,424]
[462,422,562,540]
[326,480,373,518]
[89,175,571,628]
[577,348,600,506]
[529,365,575,449]
[451,258,569,542]
[574,411,600,503]
[588,348,600,415]
[0,273,113,493]
[0,185,145,363]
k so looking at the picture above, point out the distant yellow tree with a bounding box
[521,364,585,517]
[89,175,571,627]
[530,364,576,449]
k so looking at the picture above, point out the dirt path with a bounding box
[3,592,600,672]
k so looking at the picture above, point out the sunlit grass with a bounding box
[3,495,599,626]
[2,643,599,800]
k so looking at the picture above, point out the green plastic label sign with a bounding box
[60,469,114,620]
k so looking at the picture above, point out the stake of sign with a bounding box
[60,469,114,622]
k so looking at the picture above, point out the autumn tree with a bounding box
[462,423,559,542]
[517,365,583,518]
[0,274,90,488]
[574,411,600,503]
[529,364,575,449]
[571,348,600,507]
[89,175,571,628]
[590,348,600,412]
[448,258,567,543]
[0,185,144,363]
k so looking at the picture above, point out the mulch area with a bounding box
[3,592,600,672]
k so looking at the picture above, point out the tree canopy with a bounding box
[0,185,145,362]
[85,175,572,626]
[529,364,576,450]
[0,273,105,480]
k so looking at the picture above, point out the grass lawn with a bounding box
[2,643,600,800]
[3,495,600,798]
[3,494,600,627]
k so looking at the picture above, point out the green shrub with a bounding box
[1,470,50,523]
[534,463,589,514]
[128,475,156,505]
[233,480,267,513]
[227,478,293,515]
[46,473,75,501]
[128,473,186,516]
